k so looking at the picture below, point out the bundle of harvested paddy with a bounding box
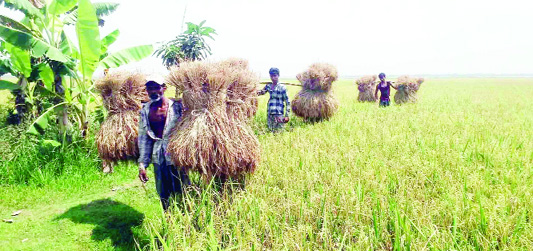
[292,63,339,120]
[394,75,424,104]
[95,72,147,114]
[95,72,147,172]
[298,63,338,92]
[166,61,260,179]
[220,57,249,70]
[96,110,139,161]
[292,89,338,119]
[223,58,260,120]
[356,75,377,102]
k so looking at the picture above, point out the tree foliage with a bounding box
[154,20,216,68]
[0,0,153,143]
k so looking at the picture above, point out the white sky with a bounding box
[3,0,533,78]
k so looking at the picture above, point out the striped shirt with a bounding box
[262,83,290,116]
[138,99,183,166]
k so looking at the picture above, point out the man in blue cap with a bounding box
[137,75,190,211]
[258,67,291,132]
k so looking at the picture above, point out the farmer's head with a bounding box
[269,67,279,84]
[379,73,386,81]
[145,76,166,102]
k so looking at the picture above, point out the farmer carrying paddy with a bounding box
[137,76,190,211]
[374,72,397,107]
[258,67,290,132]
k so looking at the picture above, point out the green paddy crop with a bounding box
[1,78,532,250]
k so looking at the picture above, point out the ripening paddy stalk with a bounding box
[143,78,533,250]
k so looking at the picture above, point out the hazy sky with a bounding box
[3,0,533,78]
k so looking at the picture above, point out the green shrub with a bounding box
[0,115,102,186]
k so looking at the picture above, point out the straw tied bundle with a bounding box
[394,75,424,104]
[175,58,259,120]
[166,60,260,179]
[95,72,147,166]
[292,63,339,120]
[356,75,378,102]
[222,58,260,120]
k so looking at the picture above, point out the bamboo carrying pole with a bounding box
[260,82,302,87]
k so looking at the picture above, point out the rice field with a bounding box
[1,78,532,250]
[143,78,533,249]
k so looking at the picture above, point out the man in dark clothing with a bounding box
[374,72,397,107]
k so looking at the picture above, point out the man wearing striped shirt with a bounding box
[258,67,291,132]
[137,76,190,211]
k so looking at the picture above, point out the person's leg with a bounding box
[153,162,171,211]
[164,166,190,210]
[276,115,285,131]
[269,115,283,132]
[169,166,190,193]
[267,114,275,131]
[102,160,113,173]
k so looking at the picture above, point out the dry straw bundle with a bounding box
[95,72,147,114]
[220,57,249,70]
[96,110,139,160]
[394,75,424,104]
[292,90,339,119]
[356,75,378,102]
[292,63,339,120]
[166,60,260,179]
[298,63,338,91]
[95,72,147,170]
[222,58,260,120]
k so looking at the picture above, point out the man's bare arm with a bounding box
[390,82,398,90]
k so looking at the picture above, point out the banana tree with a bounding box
[0,0,153,140]
[64,0,152,137]
[0,0,88,126]
[0,41,29,119]
[62,2,119,27]
[0,39,51,123]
